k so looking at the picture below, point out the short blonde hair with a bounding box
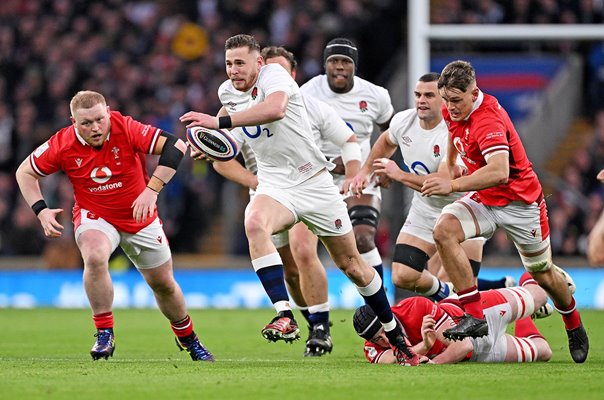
[69,90,106,115]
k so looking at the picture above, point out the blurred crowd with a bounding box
[0,0,603,267]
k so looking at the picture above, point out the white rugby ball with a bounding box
[187,126,239,162]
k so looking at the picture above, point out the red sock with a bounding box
[93,312,114,330]
[171,314,195,338]
[519,272,537,287]
[554,297,581,330]
[514,316,543,339]
[457,285,484,319]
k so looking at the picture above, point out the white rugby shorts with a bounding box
[469,287,535,362]
[75,209,171,269]
[256,170,352,237]
[440,192,552,271]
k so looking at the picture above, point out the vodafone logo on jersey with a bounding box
[91,167,112,184]
[87,166,123,193]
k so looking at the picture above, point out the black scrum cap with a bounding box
[323,38,358,66]
[353,305,381,340]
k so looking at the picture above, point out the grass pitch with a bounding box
[0,308,602,400]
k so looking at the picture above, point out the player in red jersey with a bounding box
[15,90,214,361]
[420,60,588,363]
[354,272,552,364]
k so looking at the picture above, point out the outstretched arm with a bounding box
[344,130,398,196]
[422,151,509,197]
[180,92,289,129]
[15,160,64,237]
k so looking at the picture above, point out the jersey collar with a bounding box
[464,89,484,121]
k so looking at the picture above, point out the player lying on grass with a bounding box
[353,272,553,364]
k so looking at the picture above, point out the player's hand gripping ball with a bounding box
[187,126,239,162]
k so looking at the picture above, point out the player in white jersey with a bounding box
[346,73,512,300]
[202,46,362,357]
[180,34,417,365]
[301,38,393,282]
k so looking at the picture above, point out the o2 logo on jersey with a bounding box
[90,166,112,184]
[242,126,273,139]
[410,161,430,175]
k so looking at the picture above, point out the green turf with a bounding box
[0,308,602,400]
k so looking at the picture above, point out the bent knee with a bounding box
[244,214,269,238]
[433,215,463,244]
[82,251,109,270]
[391,265,422,289]
[147,279,177,295]
[352,225,377,252]
[536,339,552,361]
[290,244,318,264]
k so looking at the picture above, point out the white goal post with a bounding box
[408,0,604,106]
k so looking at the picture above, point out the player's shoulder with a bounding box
[218,79,235,96]
[301,74,325,89]
[259,63,293,82]
[472,93,506,128]
[353,76,390,98]
[302,93,330,114]
[394,295,433,311]
[391,108,417,127]
[35,124,77,160]
[107,110,132,126]
[475,93,503,117]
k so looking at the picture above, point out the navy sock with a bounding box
[477,278,506,290]
[255,265,289,304]
[308,311,329,327]
[362,286,394,324]
[373,264,384,281]
[300,309,311,325]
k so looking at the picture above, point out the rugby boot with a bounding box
[304,323,333,357]
[567,322,589,363]
[443,313,488,341]
[261,314,300,343]
[175,335,215,362]
[90,329,115,360]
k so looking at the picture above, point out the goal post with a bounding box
[408,0,604,106]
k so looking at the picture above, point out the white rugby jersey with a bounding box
[388,109,464,209]
[219,63,331,188]
[301,75,394,161]
[241,94,351,177]
[302,94,353,159]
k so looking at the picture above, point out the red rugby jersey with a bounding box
[443,92,542,206]
[29,111,162,233]
[362,296,468,363]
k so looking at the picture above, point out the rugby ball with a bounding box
[186,126,239,162]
